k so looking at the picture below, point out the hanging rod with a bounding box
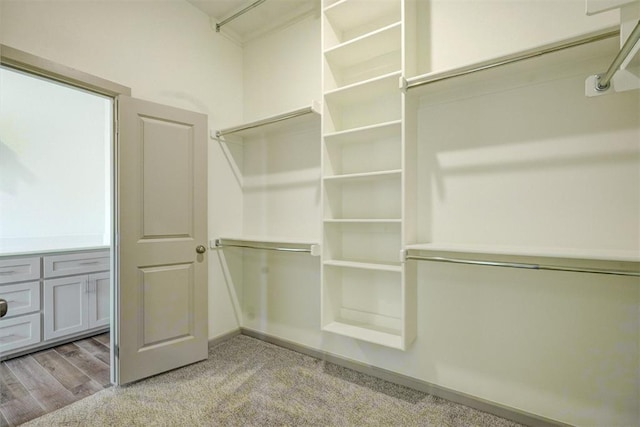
[595,20,640,91]
[214,239,320,255]
[404,29,619,91]
[215,104,319,138]
[405,255,640,277]
[216,0,266,32]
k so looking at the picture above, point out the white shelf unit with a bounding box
[321,0,416,350]
[216,103,322,244]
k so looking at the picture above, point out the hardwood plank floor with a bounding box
[0,333,111,426]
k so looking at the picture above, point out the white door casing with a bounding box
[116,96,208,385]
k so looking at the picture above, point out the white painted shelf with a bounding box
[324,22,401,71]
[324,259,402,272]
[323,169,402,182]
[323,321,402,349]
[215,102,321,139]
[321,0,413,351]
[213,237,321,256]
[323,219,402,224]
[324,71,402,106]
[323,120,401,145]
[324,0,400,40]
[405,243,640,263]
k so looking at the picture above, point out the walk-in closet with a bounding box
[1,0,638,426]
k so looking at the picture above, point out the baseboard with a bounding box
[240,327,571,427]
[208,328,241,349]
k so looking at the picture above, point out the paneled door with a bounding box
[115,96,208,385]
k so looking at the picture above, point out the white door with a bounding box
[115,95,208,385]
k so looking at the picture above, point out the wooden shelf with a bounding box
[324,259,402,272]
[324,22,401,71]
[215,101,321,139]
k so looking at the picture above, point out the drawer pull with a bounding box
[79,261,101,265]
[0,299,7,318]
[0,271,16,275]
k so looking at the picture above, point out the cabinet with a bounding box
[321,0,416,349]
[43,252,110,340]
[43,272,109,340]
[0,257,42,353]
[0,249,109,358]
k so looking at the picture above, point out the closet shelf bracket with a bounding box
[586,0,640,96]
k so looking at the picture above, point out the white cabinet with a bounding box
[321,0,416,350]
[0,313,41,354]
[43,251,110,340]
[0,249,110,359]
[0,257,42,355]
[43,275,88,340]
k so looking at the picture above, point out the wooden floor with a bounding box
[0,333,111,427]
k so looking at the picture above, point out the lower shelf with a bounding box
[323,320,402,349]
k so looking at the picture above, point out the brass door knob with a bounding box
[196,245,207,254]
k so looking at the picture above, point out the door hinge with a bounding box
[114,344,119,359]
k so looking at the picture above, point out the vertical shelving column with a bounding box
[321,0,415,349]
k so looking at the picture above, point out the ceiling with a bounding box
[187,0,318,44]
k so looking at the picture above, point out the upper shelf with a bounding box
[403,29,620,98]
[215,101,321,139]
[405,242,640,264]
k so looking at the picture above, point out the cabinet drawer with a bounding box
[44,251,110,277]
[0,313,41,354]
[0,282,40,318]
[0,257,40,284]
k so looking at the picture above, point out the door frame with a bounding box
[1,44,131,384]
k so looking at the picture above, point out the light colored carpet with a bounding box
[24,335,523,426]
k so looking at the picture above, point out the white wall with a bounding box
[0,0,244,336]
[242,13,322,120]
[0,67,112,253]
[421,0,620,74]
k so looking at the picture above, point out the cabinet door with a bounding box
[88,272,110,329]
[43,276,88,340]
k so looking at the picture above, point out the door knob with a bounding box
[196,245,207,254]
[0,299,7,318]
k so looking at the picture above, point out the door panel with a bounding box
[116,96,208,385]
[141,117,194,239]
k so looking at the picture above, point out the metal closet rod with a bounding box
[596,20,640,91]
[215,106,316,138]
[216,0,267,32]
[405,255,640,277]
[215,239,313,254]
[405,29,619,91]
